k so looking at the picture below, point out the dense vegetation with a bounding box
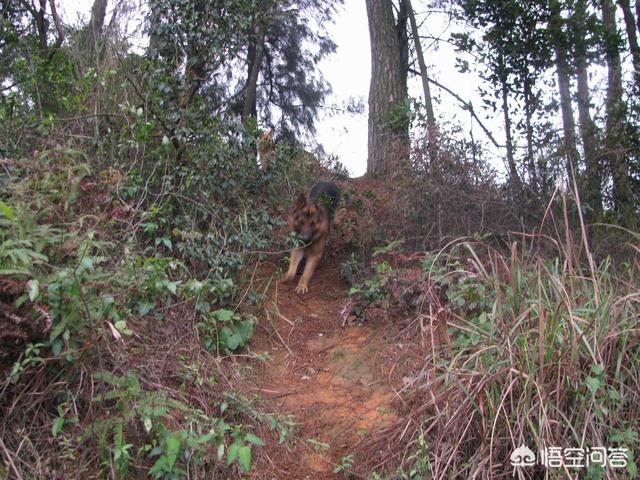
[1,0,639,479]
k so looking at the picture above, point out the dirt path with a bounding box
[250,259,402,479]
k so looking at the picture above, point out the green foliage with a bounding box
[343,240,410,321]
[340,253,359,285]
[197,309,257,353]
[0,200,56,275]
[87,371,265,478]
[422,250,495,347]
[334,454,354,474]
[0,45,76,119]
[8,342,45,384]
[1,149,271,476]
[1,1,341,478]
[400,432,431,479]
[308,438,330,452]
[221,392,296,449]
[348,260,391,306]
[385,98,413,134]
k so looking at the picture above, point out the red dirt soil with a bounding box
[248,260,410,479]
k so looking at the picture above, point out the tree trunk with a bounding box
[497,52,519,189]
[34,0,49,53]
[500,77,519,189]
[523,74,537,190]
[20,0,65,114]
[407,0,437,164]
[555,56,580,185]
[179,54,205,111]
[617,0,640,91]
[396,0,409,96]
[575,0,603,220]
[87,0,108,56]
[366,0,409,174]
[550,0,580,186]
[242,27,265,125]
[601,0,634,223]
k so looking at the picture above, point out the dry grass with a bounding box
[357,208,640,479]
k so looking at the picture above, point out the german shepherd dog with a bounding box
[283,181,340,294]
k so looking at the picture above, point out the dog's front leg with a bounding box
[283,248,304,283]
[295,253,321,295]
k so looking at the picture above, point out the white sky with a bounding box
[313,1,371,176]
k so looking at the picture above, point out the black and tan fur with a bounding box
[283,181,340,294]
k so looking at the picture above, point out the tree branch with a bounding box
[17,0,38,18]
[48,0,65,50]
[411,68,501,149]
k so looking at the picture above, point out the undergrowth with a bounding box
[0,115,325,477]
[362,230,640,479]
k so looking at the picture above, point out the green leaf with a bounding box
[0,268,31,276]
[149,455,168,477]
[308,438,330,451]
[220,326,242,351]
[585,376,600,395]
[80,257,94,271]
[244,433,265,446]
[227,442,240,465]
[52,416,64,437]
[165,281,180,295]
[152,406,168,416]
[165,433,180,467]
[137,301,154,316]
[238,445,252,472]
[214,309,235,322]
[115,320,133,336]
[49,319,67,341]
[149,445,163,457]
[51,340,63,355]
[0,201,16,220]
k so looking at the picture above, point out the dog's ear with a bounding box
[294,191,307,208]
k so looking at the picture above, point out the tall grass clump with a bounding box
[394,230,639,479]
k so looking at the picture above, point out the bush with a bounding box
[377,236,640,479]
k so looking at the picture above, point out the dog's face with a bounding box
[288,192,329,243]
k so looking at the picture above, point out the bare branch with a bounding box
[17,0,38,18]
[418,71,501,149]
[48,0,65,50]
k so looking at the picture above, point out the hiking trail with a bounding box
[249,259,409,479]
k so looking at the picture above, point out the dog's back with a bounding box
[310,181,340,220]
